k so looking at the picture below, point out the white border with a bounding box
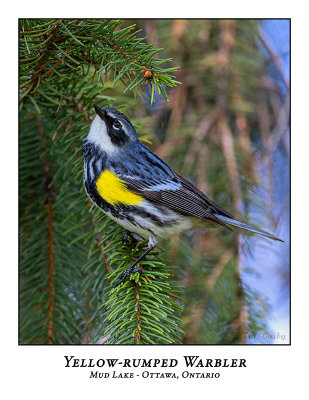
[2,1,307,398]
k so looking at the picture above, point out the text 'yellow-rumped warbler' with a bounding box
[83,105,283,287]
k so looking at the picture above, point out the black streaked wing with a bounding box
[173,172,234,219]
[122,172,234,229]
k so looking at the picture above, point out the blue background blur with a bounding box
[245,19,290,343]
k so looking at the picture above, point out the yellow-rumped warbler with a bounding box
[83,105,283,287]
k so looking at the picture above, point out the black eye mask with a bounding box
[93,105,129,147]
[106,116,128,146]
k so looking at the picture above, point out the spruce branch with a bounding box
[103,238,183,344]
[19,19,180,105]
[20,49,184,343]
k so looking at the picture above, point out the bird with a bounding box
[83,105,283,287]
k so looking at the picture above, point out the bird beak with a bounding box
[93,104,107,121]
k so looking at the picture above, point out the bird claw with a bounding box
[131,267,143,274]
[121,231,137,247]
[114,237,156,288]
[113,266,142,288]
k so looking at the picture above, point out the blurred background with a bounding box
[126,19,290,344]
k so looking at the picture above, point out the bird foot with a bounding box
[113,266,143,288]
[114,236,157,288]
[121,231,138,247]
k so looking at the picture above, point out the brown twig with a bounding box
[216,21,247,342]
[41,43,73,79]
[36,115,55,344]
[215,21,240,215]
[219,117,241,216]
[21,20,63,97]
[134,285,142,344]
[47,202,55,344]
[66,97,92,123]
[183,108,221,174]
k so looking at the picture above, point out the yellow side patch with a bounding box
[96,170,143,206]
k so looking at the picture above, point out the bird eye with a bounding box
[113,121,121,129]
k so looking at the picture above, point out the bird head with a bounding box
[84,105,139,155]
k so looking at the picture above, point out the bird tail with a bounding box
[214,214,284,242]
